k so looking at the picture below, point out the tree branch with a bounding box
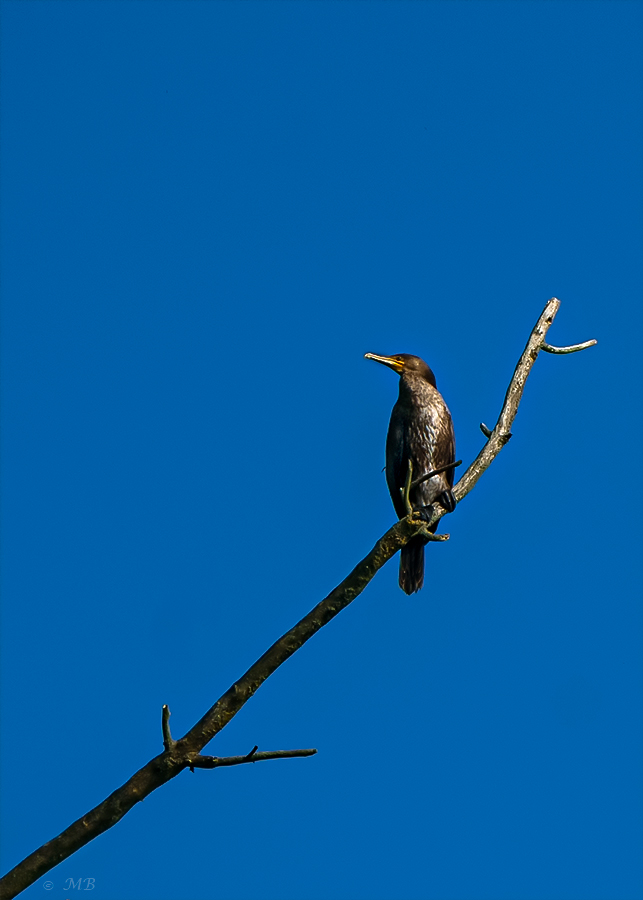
[447,297,595,508]
[0,298,596,900]
[542,339,597,354]
[0,515,427,900]
[410,459,462,490]
[187,747,318,772]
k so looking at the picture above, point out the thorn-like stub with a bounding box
[162,704,176,752]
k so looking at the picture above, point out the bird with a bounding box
[364,352,457,594]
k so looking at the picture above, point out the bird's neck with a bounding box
[398,373,436,406]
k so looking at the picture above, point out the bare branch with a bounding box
[0,514,427,900]
[187,748,318,771]
[542,339,597,354]
[447,298,595,509]
[410,459,462,490]
[0,297,596,900]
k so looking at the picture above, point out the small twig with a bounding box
[479,422,493,438]
[162,705,175,752]
[410,459,462,490]
[401,459,413,515]
[542,339,597,354]
[187,748,317,772]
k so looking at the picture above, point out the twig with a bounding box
[0,297,596,900]
[542,339,597,354]
[401,459,413,515]
[410,459,462,490]
[187,748,317,772]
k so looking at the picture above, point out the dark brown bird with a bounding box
[365,353,456,594]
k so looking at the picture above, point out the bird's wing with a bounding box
[431,408,456,488]
[410,398,456,508]
[385,405,410,519]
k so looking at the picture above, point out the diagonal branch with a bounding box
[0,515,428,900]
[0,298,596,900]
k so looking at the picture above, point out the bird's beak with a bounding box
[364,352,405,374]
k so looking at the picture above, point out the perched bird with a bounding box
[365,353,456,594]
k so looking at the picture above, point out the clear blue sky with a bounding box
[1,2,641,899]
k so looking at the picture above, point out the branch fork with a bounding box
[162,706,316,775]
[451,297,596,507]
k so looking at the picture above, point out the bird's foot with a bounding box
[414,505,435,524]
[410,505,450,541]
[438,489,457,513]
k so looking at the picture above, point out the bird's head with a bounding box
[364,352,436,386]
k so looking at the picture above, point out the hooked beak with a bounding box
[364,352,405,374]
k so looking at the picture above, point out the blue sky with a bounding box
[1,2,641,899]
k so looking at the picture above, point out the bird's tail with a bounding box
[399,536,426,594]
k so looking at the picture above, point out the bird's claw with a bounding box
[437,490,457,513]
[413,505,435,524]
